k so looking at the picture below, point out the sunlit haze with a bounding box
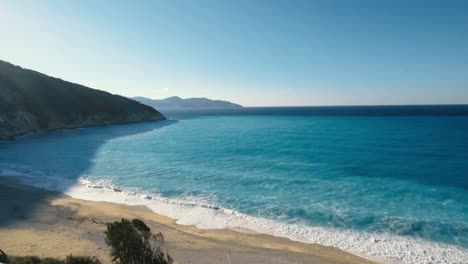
[1,0,467,106]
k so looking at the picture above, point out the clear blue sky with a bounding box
[1,0,467,106]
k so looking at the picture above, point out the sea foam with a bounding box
[1,165,468,264]
[63,177,467,264]
[1,113,468,264]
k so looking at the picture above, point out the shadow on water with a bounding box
[0,120,176,227]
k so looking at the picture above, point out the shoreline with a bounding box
[65,177,468,264]
[0,177,374,264]
[0,118,169,141]
[2,174,468,263]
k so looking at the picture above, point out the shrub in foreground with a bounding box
[5,256,101,264]
[62,256,101,264]
[0,218,172,264]
[0,250,8,264]
[105,218,173,264]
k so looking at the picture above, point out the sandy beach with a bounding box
[0,177,373,264]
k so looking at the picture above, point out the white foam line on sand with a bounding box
[62,177,468,264]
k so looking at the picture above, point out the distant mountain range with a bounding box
[0,60,165,140]
[133,96,242,110]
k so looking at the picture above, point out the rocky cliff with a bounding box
[0,60,165,140]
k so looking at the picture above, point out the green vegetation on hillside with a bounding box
[0,60,165,140]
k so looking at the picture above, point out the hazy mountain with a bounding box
[133,96,243,110]
[0,60,165,140]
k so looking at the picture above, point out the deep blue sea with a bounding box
[1,105,467,263]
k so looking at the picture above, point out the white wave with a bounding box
[64,177,468,264]
[1,164,467,264]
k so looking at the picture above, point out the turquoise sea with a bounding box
[1,106,467,263]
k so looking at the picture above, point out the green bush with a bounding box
[105,218,173,264]
[6,256,100,264]
[9,256,59,264]
[0,249,9,263]
[63,256,101,264]
[0,218,172,264]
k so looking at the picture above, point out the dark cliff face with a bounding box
[0,60,165,140]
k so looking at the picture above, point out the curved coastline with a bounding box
[2,169,467,264]
[8,119,168,141]
[0,176,372,264]
[65,177,468,264]
[1,113,467,264]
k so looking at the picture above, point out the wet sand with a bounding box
[0,177,374,264]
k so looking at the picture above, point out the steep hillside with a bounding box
[0,60,165,140]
